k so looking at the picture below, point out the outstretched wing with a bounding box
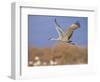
[65,21,80,40]
[65,27,73,40]
[54,18,64,38]
[67,31,73,40]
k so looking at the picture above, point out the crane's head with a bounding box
[70,21,80,30]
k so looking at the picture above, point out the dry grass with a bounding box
[28,42,88,66]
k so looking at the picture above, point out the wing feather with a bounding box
[54,19,64,38]
[65,28,73,40]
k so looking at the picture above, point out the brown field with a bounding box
[28,42,88,66]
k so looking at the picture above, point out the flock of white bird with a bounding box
[29,56,58,66]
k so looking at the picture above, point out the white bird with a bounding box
[49,18,80,43]
[50,60,54,65]
[29,61,33,65]
[50,60,58,65]
[43,62,47,65]
[33,60,41,66]
[33,56,41,66]
[34,56,39,61]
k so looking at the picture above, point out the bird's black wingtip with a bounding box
[54,18,57,22]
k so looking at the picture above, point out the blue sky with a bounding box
[28,15,88,48]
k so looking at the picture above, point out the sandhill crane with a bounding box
[49,18,80,43]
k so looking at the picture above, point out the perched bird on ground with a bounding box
[33,56,41,66]
[49,18,80,43]
[50,60,57,65]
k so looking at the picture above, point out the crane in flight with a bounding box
[49,18,80,44]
